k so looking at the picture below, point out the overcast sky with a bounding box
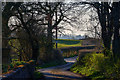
[57,4,101,37]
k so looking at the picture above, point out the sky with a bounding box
[57,5,101,37]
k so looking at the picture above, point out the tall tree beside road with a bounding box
[81,1,120,57]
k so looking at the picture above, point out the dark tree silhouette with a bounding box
[81,2,120,57]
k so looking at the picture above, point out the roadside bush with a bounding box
[71,52,120,80]
[9,39,32,61]
[37,49,65,66]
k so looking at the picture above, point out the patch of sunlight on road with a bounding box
[64,56,77,63]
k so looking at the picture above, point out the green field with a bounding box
[54,39,82,48]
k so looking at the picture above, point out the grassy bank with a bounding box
[34,71,45,79]
[71,52,120,80]
[2,60,26,74]
[54,39,82,48]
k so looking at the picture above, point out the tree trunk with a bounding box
[112,2,120,58]
[97,2,113,56]
[2,3,14,64]
[46,13,53,62]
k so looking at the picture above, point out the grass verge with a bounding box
[34,71,45,79]
[70,52,120,80]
